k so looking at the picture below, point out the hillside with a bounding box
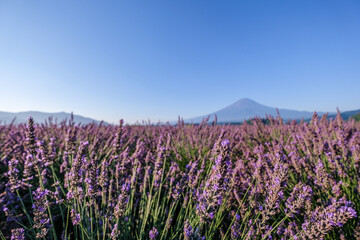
[0,111,103,125]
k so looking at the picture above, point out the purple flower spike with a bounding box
[221,139,230,147]
[11,228,25,240]
[149,227,159,240]
[71,209,81,225]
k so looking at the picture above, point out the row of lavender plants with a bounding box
[0,113,360,239]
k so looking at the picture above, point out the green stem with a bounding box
[261,216,288,240]
[16,190,34,227]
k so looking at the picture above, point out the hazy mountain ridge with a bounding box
[186,98,333,123]
[350,112,360,122]
[1,100,359,125]
[328,109,360,121]
[0,111,103,125]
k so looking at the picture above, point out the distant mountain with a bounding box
[328,109,360,121]
[0,111,104,125]
[185,98,331,123]
[350,112,360,122]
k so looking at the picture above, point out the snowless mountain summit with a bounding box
[186,98,328,123]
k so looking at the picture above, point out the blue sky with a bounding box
[1,1,359,123]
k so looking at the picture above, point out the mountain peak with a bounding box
[226,98,261,109]
[237,97,255,102]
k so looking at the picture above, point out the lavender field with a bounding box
[1,114,360,239]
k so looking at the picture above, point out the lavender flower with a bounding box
[7,158,21,192]
[172,172,188,200]
[68,141,88,199]
[184,220,193,240]
[114,180,130,218]
[114,119,124,154]
[262,163,288,222]
[149,227,158,240]
[85,158,99,203]
[111,224,120,240]
[11,228,25,240]
[26,117,37,155]
[301,198,357,239]
[285,183,313,217]
[65,126,78,155]
[71,209,81,225]
[314,159,333,190]
[32,188,50,238]
[99,159,109,194]
[196,135,232,223]
[231,214,241,240]
[153,137,166,191]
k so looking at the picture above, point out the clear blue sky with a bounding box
[1,1,359,123]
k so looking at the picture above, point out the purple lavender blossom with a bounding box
[114,180,131,218]
[111,224,120,240]
[196,134,232,223]
[7,158,21,192]
[26,117,37,155]
[285,183,313,217]
[71,209,81,225]
[231,214,241,240]
[11,228,25,240]
[184,220,193,240]
[149,227,159,240]
[301,197,357,239]
[32,188,50,238]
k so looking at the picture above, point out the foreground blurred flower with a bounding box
[32,188,50,238]
[111,224,120,240]
[71,209,81,225]
[11,228,25,240]
[149,227,159,240]
[7,158,21,192]
[285,183,313,218]
[68,141,88,200]
[262,163,288,221]
[301,197,357,239]
[184,220,193,240]
[114,180,130,218]
[231,214,241,240]
[196,134,232,223]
